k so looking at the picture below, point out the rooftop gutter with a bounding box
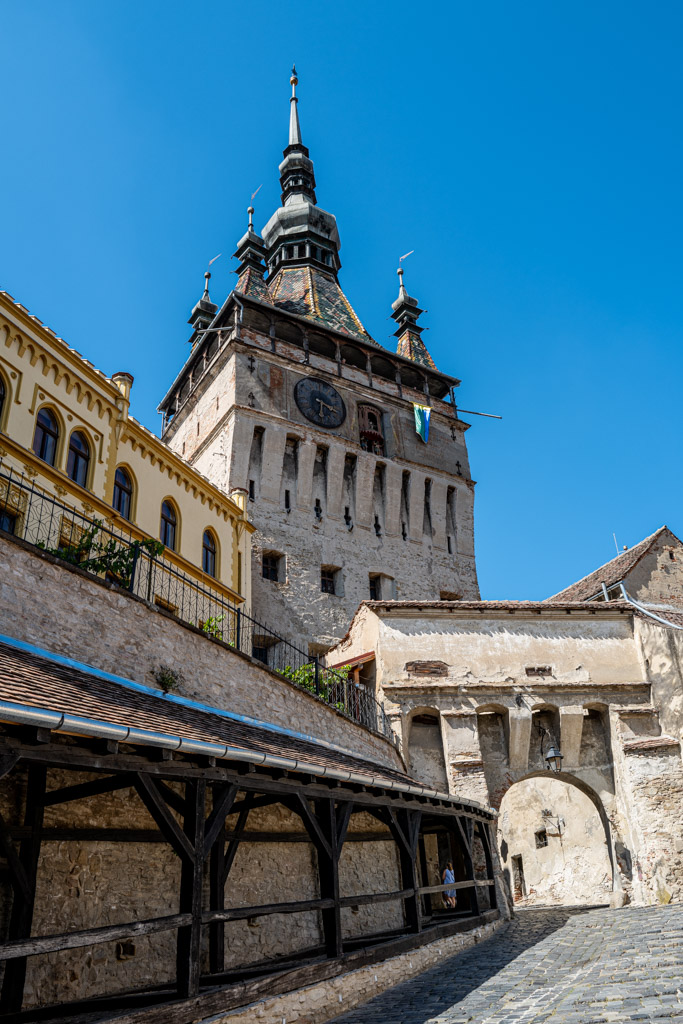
[0,698,494,818]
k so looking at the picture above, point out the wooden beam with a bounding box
[339,888,412,908]
[221,792,253,885]
[203,897,336,924]
[0,913,191,960]
[0,752,19,779]
[0,764,46,1012]
[176,779,206,1000]
[1,740,495,825]
[475,821,498,910]
[133,774,194,863]
[204,783,238,856]
[43,774,133,806]
[394,809,422,934]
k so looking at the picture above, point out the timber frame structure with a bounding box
[0,639,499,1024]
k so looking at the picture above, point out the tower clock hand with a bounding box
[315,397,335,414]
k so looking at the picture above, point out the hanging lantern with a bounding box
[545,745,563,773]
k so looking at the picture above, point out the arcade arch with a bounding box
[498,772,613,907]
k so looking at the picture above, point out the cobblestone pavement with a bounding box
[329,905,683,1024]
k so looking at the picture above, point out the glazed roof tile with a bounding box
[266,266,373,341]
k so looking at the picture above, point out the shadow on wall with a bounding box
[407,710,449,791]
[498,776,612,907]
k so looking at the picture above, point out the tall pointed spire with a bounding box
[278,65,317,206]
[258,68,373,340]
[289,64,302,146]
[391,267,437,369]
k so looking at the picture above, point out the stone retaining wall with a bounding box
[210,915,504,1024]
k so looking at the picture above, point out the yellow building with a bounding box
[0,289,252,618]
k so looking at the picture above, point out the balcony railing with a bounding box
[0,462,393,741]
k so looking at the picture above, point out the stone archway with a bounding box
[497,771,614,907]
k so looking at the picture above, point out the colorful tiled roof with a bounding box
[236,267,269,302]
[546,527,673,603]
[396,329,436,369]
[266,266,374,341]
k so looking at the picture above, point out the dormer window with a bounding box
[358,404,385,455]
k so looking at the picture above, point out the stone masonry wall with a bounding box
[164,331,480,649]
[0,535,403,771]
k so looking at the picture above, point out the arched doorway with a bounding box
[406,710,448,791]
[498,773,613,907]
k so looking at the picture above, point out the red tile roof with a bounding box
[545,527,674,603]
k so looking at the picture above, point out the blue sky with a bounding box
[3,1,682,600]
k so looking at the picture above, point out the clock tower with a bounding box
[159,68,480,651]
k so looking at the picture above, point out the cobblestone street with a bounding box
[329,905,683,1024]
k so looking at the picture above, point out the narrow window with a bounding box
[358,404,385,455]
[32,408,59,466]
[0,510,16,535]
[160,500,177,550]
[374,514,382,537]
[369,575,380,600]
[248,479,255,502]
[447,535,452,554]
[66,431,90,488]
[202,530,217,577]
[401,522,407,541]
[535,829,548,849]
[112,467,133,520]
[0,376,5,427]
[314,498,323,520]
[344,505,353,529]
[321,567,336,594]
[284,489,291,511]
[237,551,242,594]
[262,553,280,582]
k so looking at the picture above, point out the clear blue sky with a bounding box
[3,1,682,600]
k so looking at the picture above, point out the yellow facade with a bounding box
[0,290,253,611]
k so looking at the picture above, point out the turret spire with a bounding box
[289,64,302,146]
[391,267,437,369]
[187,267,218,344]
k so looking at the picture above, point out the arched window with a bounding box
[66,431,90,488]
[358,404,385,455]
[113,467,133,520]
[0,376,6,429]
[160,500,177,550]
[202,530,217,577]
[32,408,59,466]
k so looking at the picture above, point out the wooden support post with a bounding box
[0,764,47,1013]
[454,815,479,917]
[207,784,237,974]
[176,779,206,1000]
[314,798,343,959]
[396,809,422,933]
[476,821,498,910]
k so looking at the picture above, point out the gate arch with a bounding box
[497,770,617,906]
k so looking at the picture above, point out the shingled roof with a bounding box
[546,526,671,603]
[0,637,477,803]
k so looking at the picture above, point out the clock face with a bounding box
[294,377,346,429]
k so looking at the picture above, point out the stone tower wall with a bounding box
[163,320,479,647]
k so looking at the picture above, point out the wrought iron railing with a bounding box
[0,462,393,740]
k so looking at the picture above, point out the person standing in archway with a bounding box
[442,861,457,909]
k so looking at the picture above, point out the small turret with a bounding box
[234,206,268,300]
[188,271,218,342]
[391,267,436,369]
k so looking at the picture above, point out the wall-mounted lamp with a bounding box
[544,745,563,773]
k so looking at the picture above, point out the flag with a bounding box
[413,403,431,443]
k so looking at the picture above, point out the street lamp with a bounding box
[544,745,563,773]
